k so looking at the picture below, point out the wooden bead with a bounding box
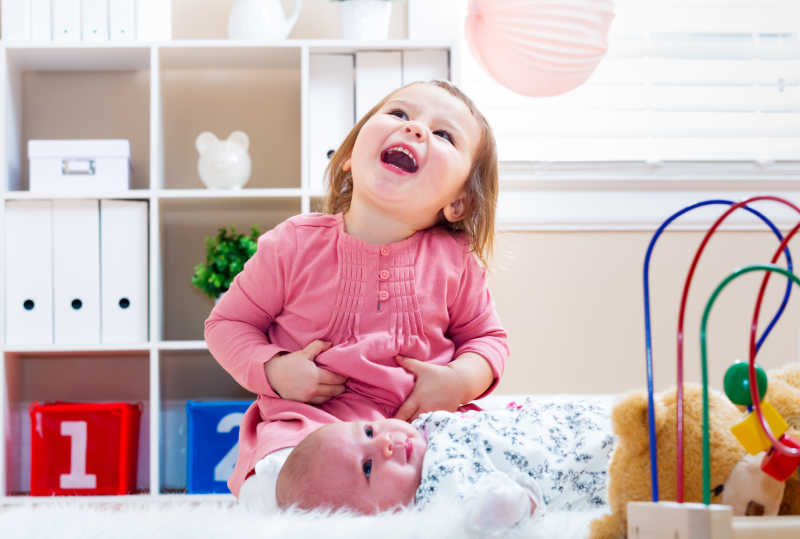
[730,401,788,455]
[761,434,800,482]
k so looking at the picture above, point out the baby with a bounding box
[276,399,613,532]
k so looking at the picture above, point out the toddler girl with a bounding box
[275,400,613,534]
[204,80,509,507]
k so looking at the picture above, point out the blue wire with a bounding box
[642,200,794,502]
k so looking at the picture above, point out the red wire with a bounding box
[749,220,800,457]
[676,195,800,502]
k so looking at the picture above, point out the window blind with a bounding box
[459,0,800,165]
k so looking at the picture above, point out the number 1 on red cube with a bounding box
[29,402,141,496]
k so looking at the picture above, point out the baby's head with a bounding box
[275,418,427,514]
[324,80,498,266]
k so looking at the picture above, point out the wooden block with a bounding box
[730,402,788,455]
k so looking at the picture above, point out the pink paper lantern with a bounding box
[465,0,615,97]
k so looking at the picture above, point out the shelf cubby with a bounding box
[4,45,151,192]
[3,350,150,495]
[158,349,252,493]
[159,44,302,191]
[159,196,300,342]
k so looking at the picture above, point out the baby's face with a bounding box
[306,418,427,513]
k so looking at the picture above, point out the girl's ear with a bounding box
[443,194,466,223]
[342,158,351,172]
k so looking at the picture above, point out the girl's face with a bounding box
[303,419,427,514]
[346,83,482,230]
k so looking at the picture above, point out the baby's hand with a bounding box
[264,340,347,404]
[394,356,465,422]
[464,472,539,535]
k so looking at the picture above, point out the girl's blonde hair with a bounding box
[322,80,499,267]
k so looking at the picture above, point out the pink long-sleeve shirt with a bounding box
[204,212,509,496]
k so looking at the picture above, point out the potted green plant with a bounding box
[332,0,394,40]
[191,225,261,301]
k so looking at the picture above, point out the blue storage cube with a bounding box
[186,400,252,494]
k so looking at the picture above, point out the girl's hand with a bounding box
[264,340,347,404]
[393,355,466,422]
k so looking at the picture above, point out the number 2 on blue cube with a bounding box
[186,400,252,494]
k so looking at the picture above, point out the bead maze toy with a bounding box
[629,195,800,539]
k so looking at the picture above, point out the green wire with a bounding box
[700,264,800,505]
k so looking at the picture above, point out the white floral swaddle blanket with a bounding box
[412,397,614,517]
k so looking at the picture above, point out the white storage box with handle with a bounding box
[28,139,131,193]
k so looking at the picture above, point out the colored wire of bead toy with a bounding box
[642,199,793,502]
[700,265,800,504]
[747,223,800,457]
[675,195,800,501]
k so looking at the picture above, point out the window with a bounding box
[447,0,800,227]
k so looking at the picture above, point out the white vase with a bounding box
[227,0,302,41]
[338,0,391,41]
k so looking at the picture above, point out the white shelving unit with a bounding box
[0,39,451,501]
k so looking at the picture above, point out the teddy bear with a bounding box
[590,363,800,539]
[762,363,800,514]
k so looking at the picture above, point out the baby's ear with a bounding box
[612,390,665,455]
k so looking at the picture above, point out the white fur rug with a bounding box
[0,500,604,539]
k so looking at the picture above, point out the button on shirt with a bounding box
[205,212,509,496]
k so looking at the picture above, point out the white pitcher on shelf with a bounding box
[227,0,302,41]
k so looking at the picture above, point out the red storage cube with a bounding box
[29,401,142,496]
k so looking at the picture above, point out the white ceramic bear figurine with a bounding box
[195,131,252,189]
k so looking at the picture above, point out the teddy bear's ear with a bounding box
[227,131,250,151]
[611,390,666,455]
[195,131,218,155]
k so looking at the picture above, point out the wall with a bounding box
[490,230,800,395]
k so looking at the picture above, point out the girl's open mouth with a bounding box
[381,145,418,174]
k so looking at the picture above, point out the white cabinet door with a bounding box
[309,54,355,196]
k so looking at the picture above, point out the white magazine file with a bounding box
[4,201,53,345]
[31,0,52,42]
[1,0,32,41]
[309,54,355,197]
[82,0,109,42]
[52,0,81,43]
[109,0,136,41]
[53,199,101,344]
[100,199,149,343]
